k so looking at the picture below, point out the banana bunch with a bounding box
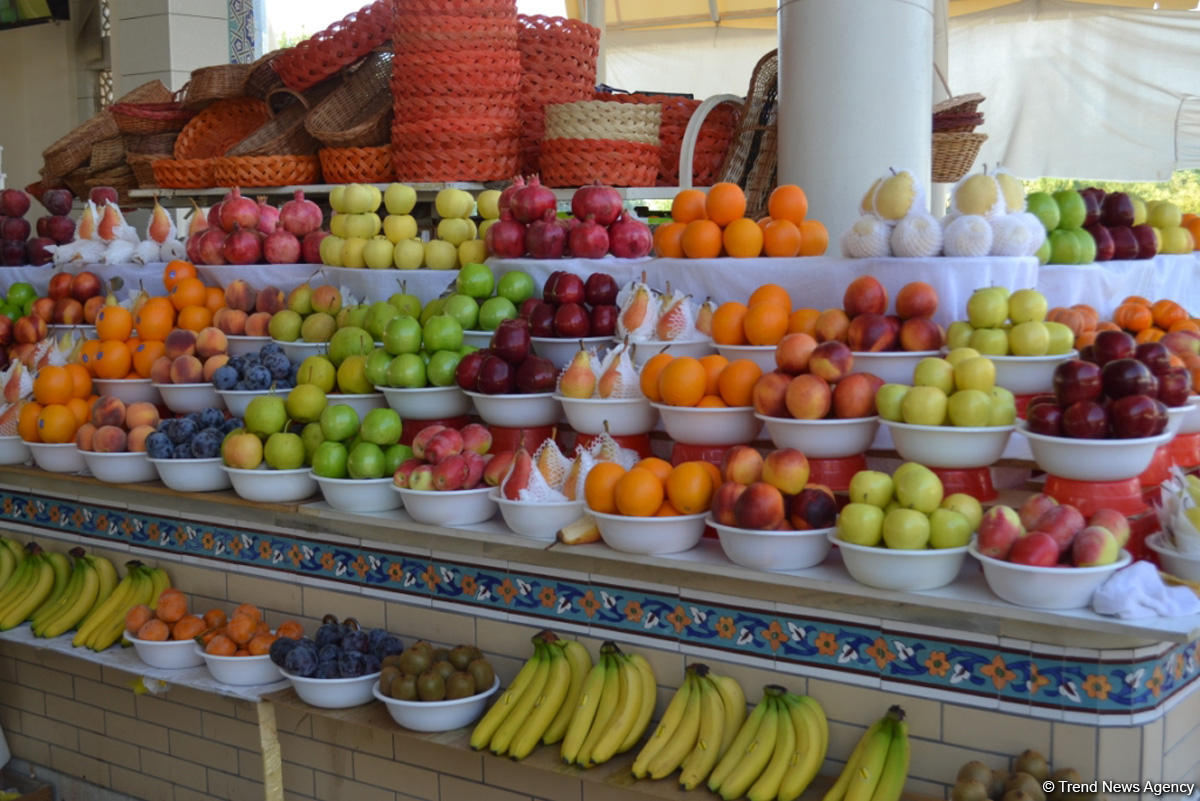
[695,684,830,801]
[33,548,117,639]
[72,561,170,651]
[470,631,592,760]
[823,706,909,801]
[0,537,25,587]
[559,641,655,768]
[0,543,64,631]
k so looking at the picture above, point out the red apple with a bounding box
[1031,504,1086,554]
[842,276,888,317]
[1008,532,1060,566]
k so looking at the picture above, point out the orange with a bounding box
[711,302,749,345]
[653,221,687,258]
[797,220,829,256]
[65,363,92,399]
[1122,295,1152,306]
[768,184,808,225]
[204,286,225,314]
[655,500,681,517]
[699,354,729,395]
[756,216,773,231]
[177,304,213,332]
[722,217,764,258]
[93,340,132,380]
[1136,327,1165,344]
[1184,218,1200,250]
[169,277,207,312]
[633,457,673,487]
[717,359,763,407]
[124,336,142,354]
[95,305,133,342]
[1114,302,1152,333]
[671,189,708,223]
[1151,299,1188,330]
[162,260,197,291]
[658,357,707,407]
[680,219,723,259]
[666,461,715,515]
[132,341,166,378]
[762,219,803,258]
[744,302,789,346]
[639,353,674,402]
[135,297,175,341]
[788,308,821,336]
[584,462,626,514]
[33,366,72,405]
[705,182,747,226]
[748,284,791,311]
[614,467,665,517]
[36,404,77,443]
[696,460,723,490]
[696,394,727,407]
[79,340,102,375]
[18,402,43,443]
[65,398,89,428]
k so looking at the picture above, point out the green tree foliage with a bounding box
[1024,170,1200,212]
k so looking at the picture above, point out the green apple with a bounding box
[423,315,463,352]
[427,350,461,387]
[321,234,345,266]
[954,356,995,392]
[341,237,368,269]
[1044,321,1074,355]
[928,507,972,549]
[900,385,948,426]
[336,355,373,394]
[436,217,476,246]
[944,347,981,368]
[497,271,535,305]
[387,353,427,388]
[478,296,518,331]
[384,443,414,474]
[343,184,381,215]
[893,462,943,514]
[442,294,480,331]
[244,395,287,438]
[384,183,417,215]
[388,286,421,318]
[836,503,885,547]
[361,408,402,446]
[1034,237,1051,265]
[1007,288,1047,323]
[383,214,418,243]
[342,305,369,330]
[476,189,501,219]
[365,348,392,388]
[874,383,909,422]
[328,326,373,366]
[947,388,992,427]
[418,350,431,365]
[419,297,445,326]
[456,262,495,299]
[1160,225,1193,254]
[1009,321,1050,356]
[264,432,305,470]
[6,282,35,309]
[301,421,325,465]
[848,470,894,507]
[966,288,1009,329]
[945,320,974,350]
[363,236,394,269]
[1047,228,1081,264]
[435,188,474,218]
[1025,191,1060,232]
[319,403,359,442]
[285,383,327,424]
[347,213,382,239]
[383,315,422,356]
[1052,189,1086,229]
[312,441,348,478]
[347,441,386,479]
[268,309,302,342]
[987,386,1017,426]
[1072,228,1096,264]
[968,327,1009,356]
[940,492,983,531]
[364,302,399,341]
[329,212,349,238]
[297,355,336,392]
[882,508,931,549]
[393,238,424,269]
[912,357,955,395]
[424,239,458,270]
[300,312,336,343]
[459,240,487,268]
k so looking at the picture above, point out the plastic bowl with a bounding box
[216,389,267,418]
[848,351,939,385]
[532,336,614,369]
[1145,532,1200,582]
[49,324,97,341]
[0,436,31,465]
[378,386,472,419]
[273,339,328,363]
[465,391,559,428]
[1181,396,1200,435]
[757,415,879,459]
[221,466,318,503]
[128,637,206,669]
[92,378,160,405]
[394,486,497,526]
[556,395,657,436]
[988,352,1077,395]
[714,344,778,373]
[327,393,387,419]
[28,442,86,473]
[1017,422,1172,482]
[491,489,585,541]
[881,420,1015,469]
[154,383,223,414]
[373,676,500,732]
[1165,402,1197,437]
[629,338,714,367]
[226,335,271,357]
[590,509,707,554]
[80,450,158,484]
[831,532,971,591]
[651,404,759,446]
[281,670,381,709]
[462,330,493,349]
[711,521,833,571]
[968,545,1132,609]
[314,475,403,514]
[149,457,232,492]
[197,648,284,686]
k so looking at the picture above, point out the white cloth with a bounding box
[1092,560,1200,619]
[1036,254,1200,320]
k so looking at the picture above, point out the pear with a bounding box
[558,347,597,399]
[994,169,1027,213]
[534,439,571,490]
[616,278,656,340]
[655,291,695,341]
[873,169,923,220]
[596,343,639,399]
[952,171,1006,218]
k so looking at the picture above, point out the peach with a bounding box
[898,317,944,352]
[752,371,791,418]
[127,424,155,452]
[459,423,492,455]
[977,505,1024,559]
[392,458,425,489]
[224,279,257,313]
[170,355,204,384]
[90,395,126,428]
[255,285,285,315]
[833,372,884,419]
[721,444,763,485]
[1071,525,1119,566]
[785,374,832,420]
[808,341,853,383]
[83,295,105,324]
[1017,493,1058,530]
[195,326,228,359]
[92,425,127,453]
[74,422,96,452]
[213,307,247,335]
[244,312,271,337]
[1032,504,1086,554]
[710,481,747,527]
[895,281,938,320]
[124,401,160,430]
[847,313,896,352]
[761,448,810,495]
[733,481,786,529]
[774,332,818,375]
[163,328,197,360]
[203,354,229,382]
[842,276,888,317]
[411,424,447,460]
[1088,507,1130,548]
[149,356,173,385]
[1009,531,1059,566]
[814,308,850,343]
[789,485,838,530]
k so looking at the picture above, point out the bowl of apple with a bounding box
[848,350,941,385]
[969,541,1132,610]
[713,344,777,374]
[1182,396,1200,434]
[379,385,472,420]
[1166,401,1198,436]
[988,352,1077,395]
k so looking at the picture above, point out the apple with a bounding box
[836,502,885,547]
[553,302,590,338]
[977,505,1024,559]
[476,355,515,394]
[1135,342,1172,376]
[1048,229,1082,264]
[945,320,974,350]
[968,328,1009,356]
[527,302,555,337]
[1157,366,1191,407]
[847,470,893,507]
[901,385,948,426]
[1009,321,1050,356]
[892,462,943,514]
[928,507,972,549]
[1108,225,1139,260]
[989,386,1018,426]
[549,273,584,305]
[1080,189,1103,227]
[491,318,531,364]
[842,276,888,317]
[1108,394,1164,438]
[1093,329,1136,367]
[1088,508,1130,548]
[1147,199,1183,229]
[912,356,955,395]
[1007,289,1047,324]
[882,508,931,549]
[1018,493,1058,530]
[1053,359,1102,406]
[584,273,618,306]
[1131,223,1158,259]
[514,355,556,393]
[966,288,1009,329]
[589,305,617,337]
[1031,504,1086,554]
[1045,322,1075,355]
[1062,400,1108,439]
[1101,358,1156,399]
[1100,192,1134,227]
[1009,532,1060,566]
[1086,224,1115,261]
[947,388,992,427]
[1053,189,1087,229]
[873,383,908,422]
[941,492,983,531]
[954,356,996,393]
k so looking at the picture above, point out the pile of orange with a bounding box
[1103,296,1198,344]
[19,363,97,444]
[583,457,721,518]
[198,602,304,657]
[640,352,763,408]
[654,183,828,259]
[1184,213,1200,249]
[708,284,822,347]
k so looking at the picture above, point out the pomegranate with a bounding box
[218,187,258,233]
[571,182,623,227]
[509,175,556,224]
[255,197,279,236]
[485,212,527,258]
[223,225,262,265]
[568,215,609,259]
[301,230,328,264]
[279,189,323,236]
[27,238,54,266]
[197,228,227,265]
[44,216,75,245]
[185,231,204,264]
[497,175,526,217]
[608,212,653,258]
[525,209,566,259]
[206,201,223,230]
[263,224,301,264]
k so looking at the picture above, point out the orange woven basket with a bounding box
[540,139,659,187]
[599,91,740,185]
[273,0,392,91]
[517,15,599,92]
[390,61,522,95]
[395,0,516,15]
[393,144,519,183]
[319,146,393,184]
[174,97,272,160]
[152,158,215,189]
[212,155,321,187]
[391,93,520,123]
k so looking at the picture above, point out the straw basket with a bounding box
[174,98,272,160]
[127,154,163,189]
[319,146,393,183]
[88,138,126,171]
[182,64,251,110]
[212,155,321,187]
[304,50,392,148]
[544,101,661,144]
[227,84,338,158]
[244,51,285,99]
[932,132,988,183]
[110,101,194,135]
[273,0,392,91]
[42,111,120,182]
[715,49,778,219]
[123,132,178,156]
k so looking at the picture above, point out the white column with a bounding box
[777,0,934,244]
[111,0,229,94]
[585,0,606,86]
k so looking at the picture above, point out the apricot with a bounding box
[233,649,251,657]
[203,608,227,630]
[136,618,169,641]
[125,603,152,634]
[232,602,262,622]
[226,614,256,645]
[275,620,304,640]
[247,633,276,656]
[171,614,206,641]
[155,590,187,623]
[205,633,236,655]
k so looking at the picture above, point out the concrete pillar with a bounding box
[110,0,229,94]
[585,0,606,86]
[777,0,934,244]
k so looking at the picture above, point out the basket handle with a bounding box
[678,94,744,189]
[266,87,309,116]
[934,63,952,100]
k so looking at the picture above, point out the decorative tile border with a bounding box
[228,0,256,64]
[1,488,1197,724]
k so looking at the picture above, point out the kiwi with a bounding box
[410,640,434,655]
[381,654,404,670]
[448,645,474,671]
[990,770,1010,800]
[468,658,495,691]
[958,762,994,787]
[465,645,484,661]
[1014,750,1049,782]
[952,781,990,801]
[432,647,451,663]
[398,647,431,676]
[445,671,477,699]
[417,669,445,702]
[432,660,456,682]
[379,666,402,693]
[343,617,360,631]
[390,674,417,701]
[1005,772,1045,801]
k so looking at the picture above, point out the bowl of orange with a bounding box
[28,442,86,474]
[0,436,31,466]
[652,404,759,446]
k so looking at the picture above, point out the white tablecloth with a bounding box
[1036,254,1200,318]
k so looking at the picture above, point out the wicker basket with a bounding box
[123,132,179,156]
[932,132,988,183]
[115,81,174,105]
[304,50,392,148]
[89,137,126,172]
[540,138,659,188]
[396,0,516,15]
[212,155,321,187]
[227,84,337,157]
[110,102,195,135]
[174,97,272,160]
[182,64,251,110]
[517,15,599,91]
[392,118,519,150]
[273,0,392,91]
[62,168,90,199]
[319,146,393,184]
[42,111,120,181]
[152,158,215,189]
[393,143,518,183]
[717,49,779,219]
[126,154,163,189]
[544,101,661,145]
[244,50,285,99]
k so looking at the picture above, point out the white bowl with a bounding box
[881,420,1014,469]
[129,636,206,669]
[282,669,381,709]
[221,466,318,503]
[80,450,158,484]
[491,489,585,541]
[629,338,714,367]
[314,475,403,513]
[373,676,500,732]
[49,324,97,340]
[225,335,270,357]
[394,486,497,526]
[589,509,707,554]
[1181,396,1200,435]
[1017,422,1172,482]
[0,436,31,465]
[464,391,559,428]
[969,545,1132,609]
[92,378,160,405]
[149,457,232,492]
[28,442,86,473]
[848,351,939,385]
[714,344,778,373]
[273,339,328,362]
[462,330,493,349]
[988,352,1077,395]
[832,532,971,591]
[711,521,833,571]
[531,336,614,369]
[154,383,223,414]
[651,403,759,446]
[327,393,386,419]
[757,414,880,459]
[378,385,472,419]
[216,389,267,418]
[1145,532,1200,582]
[556,395,657,436]
[197,648,284,686]
[1165,402,1197,437]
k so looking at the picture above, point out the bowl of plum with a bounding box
[272,616,405,709]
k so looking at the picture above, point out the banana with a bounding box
[470,639,544,750]
[708,691,771,792]
[85,555,117,617]
[747,695,797,801]
[490,643,550,756]
[822,714,889,801]
[0,538,24,569]
[573,650,622,766]
[678,673,726,790]
[0,556,35,615]
[0,556,39,621]
[560,654,608,764]
[618,652,656,754]
[32,550,72,619]
[843,715,896,801]
[32,555,83,632]
[508,639,572,760]
[710,672,747,757]
[779,694,829,801]
[0,543,15,588]
[0,554,56,630]
[586,653,644,766]
[717,692,783,801]
[632,674,692,778]
[146,566,170,609]
[542,639,592,745]
[646,676,702,780]
[40,559,99,639]
[90,567,155,651]
[868,712,909,801]
[73,566,138,647]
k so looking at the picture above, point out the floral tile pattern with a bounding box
[1,488,1197,724]
[228,0,256,64]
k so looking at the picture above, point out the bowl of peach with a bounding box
[194,603,301,686]
[124,589,208,669]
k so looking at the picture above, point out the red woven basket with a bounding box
[518,15,599,92]
[212,155,322,187]
[319,146,393,184]
[395,0,516,15]
[598,92,740,185]
[273,0,392,91]
[393,143,519,183]
[151,158,215,189]
[539,139,658,187]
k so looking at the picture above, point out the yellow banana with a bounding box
[718,692,783,801]
[0,538,24,569]
[708,691,771,792]
[0,543,15,588]
[646,677,703,780]
[574,651,622,766]
[710,672,746,757]
[678,673,726,790]
[507,641,572,760]
[470,641,543,750]
[33,553,84,632]
[586,653,644,766]
[87,569,144,651]
[91,567,156,651]
[0,555,55,629]
[822,714,889,801]
[542,639,592,745]
[73,566,138,647]
[40,560,99,639]
[0,556,35,615]
[779,694,829,801]
[146,566,170,609]
[560,655,608,764]
[843,715,895,801]
[632,674,692,778]
[619,652,656,754]
[747,695,797,801]
[868,713,908,801]
[31,550,73,620]
[490,643,551,756]
[85,555,117,617]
